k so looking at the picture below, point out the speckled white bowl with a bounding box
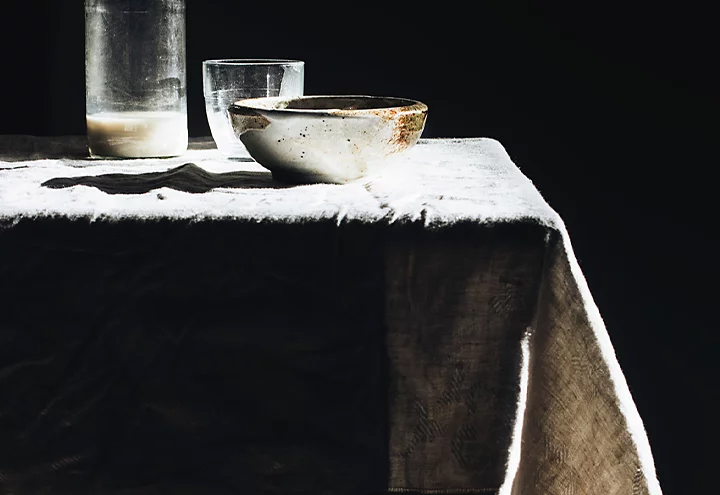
[228,95,428,184]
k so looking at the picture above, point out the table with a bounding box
[0,136,662,495]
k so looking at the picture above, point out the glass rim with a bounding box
[202,59,304,67]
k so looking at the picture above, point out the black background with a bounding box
[1,1,716,493]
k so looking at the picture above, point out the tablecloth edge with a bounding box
[554,214,663,494]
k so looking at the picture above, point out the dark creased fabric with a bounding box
[0,218,550,495]
[0,219,390,495]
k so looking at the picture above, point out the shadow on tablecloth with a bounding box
[41,163,291,194]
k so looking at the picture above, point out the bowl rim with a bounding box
[229,95,428,116]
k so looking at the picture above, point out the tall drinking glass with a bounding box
[203,59,304,157]
[85,0,188,158]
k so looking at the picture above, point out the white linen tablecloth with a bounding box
[0,136,662,495]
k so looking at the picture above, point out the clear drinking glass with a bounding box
[203,59,304,157]
[85,0,188,158]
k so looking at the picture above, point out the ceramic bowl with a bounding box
[227,95,428,184]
